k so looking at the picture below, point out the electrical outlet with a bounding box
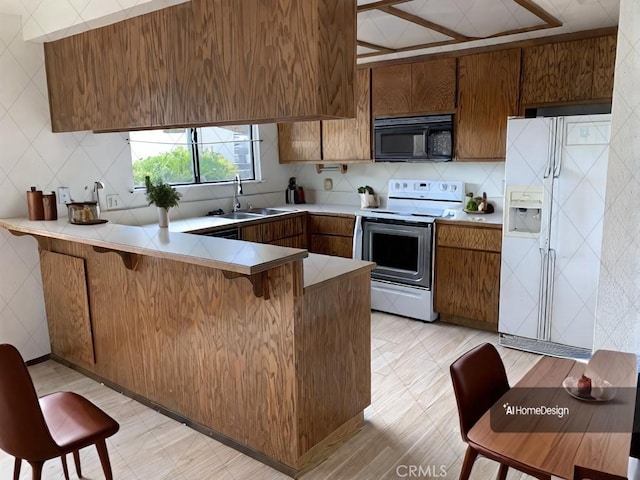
[106,194,121,210]
[57,187,71,204]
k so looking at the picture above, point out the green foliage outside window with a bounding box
[132,146,239,187]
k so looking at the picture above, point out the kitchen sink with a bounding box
[217,212,263,220]
[244,208,290,216]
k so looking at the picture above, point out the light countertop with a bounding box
[0,217,307,275]
[0,217,374,288]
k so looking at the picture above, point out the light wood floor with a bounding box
[0,312,544,480]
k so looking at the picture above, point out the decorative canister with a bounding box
[26,187,44,220]
[42,191,57,220]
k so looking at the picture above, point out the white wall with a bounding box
[594,0,640,354]
[0,14,293,361]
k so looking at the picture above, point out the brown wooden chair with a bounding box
[450,343,550,480]
[0,343,119,480]
[574,465,628,480]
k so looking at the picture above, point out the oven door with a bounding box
[361,217,432,289]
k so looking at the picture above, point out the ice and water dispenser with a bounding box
[504,186,543,237]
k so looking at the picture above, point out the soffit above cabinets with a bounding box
[357,0,620,64]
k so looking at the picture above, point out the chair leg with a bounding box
[496,463,509,480]
[73,450,82,478]
[460,445,479,480]
[60,454,70,480]
[95,439,114,480]
[29,461,44,480]
[13,457,21,480]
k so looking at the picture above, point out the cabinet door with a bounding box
[310,235,353,258]
[411,58,456,113]
[434,247,501,325]
[521,39,598,105]
[240,215,306,244]
[39,251,95,367]
[371,64,412,117]
[44,34,98,132]
[591,35,617,100]
[277,122,321,163]
[309,214,355,236]
[456,49,520,161]
[322,69,372,161]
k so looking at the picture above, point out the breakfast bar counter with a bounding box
[0,217,374,477]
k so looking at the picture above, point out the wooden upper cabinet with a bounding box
[45,0,356,132]
[592,35,617,100]
[45,34,98,132]
[322,69,372,161]
[456,49,520,161]
[371,64,412,117]
[372,59,456,117]
[278,122,322,163]
[279,68,372,164]
[521,35,617,106]
[411,58,457,113]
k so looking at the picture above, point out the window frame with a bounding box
[130,125,260,189]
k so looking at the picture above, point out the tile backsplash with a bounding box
[292,161,505,206]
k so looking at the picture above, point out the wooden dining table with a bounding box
[467,350,638,479]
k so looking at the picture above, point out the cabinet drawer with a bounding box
[310,235,353,258]
[242,215,305,243]
[309,214,355,236]
[436,224,501,252]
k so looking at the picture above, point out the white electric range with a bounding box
[353,179,465,321]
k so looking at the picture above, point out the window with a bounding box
[130,125,258,188]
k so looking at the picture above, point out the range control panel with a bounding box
[388,179,465,202]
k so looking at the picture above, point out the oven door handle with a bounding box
[353,216,364,260]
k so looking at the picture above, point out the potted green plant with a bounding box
[357,185,379,208]
[144,176,182,228]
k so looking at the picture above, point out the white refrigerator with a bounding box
[499,114,611,358]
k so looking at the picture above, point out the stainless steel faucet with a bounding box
[232,174,242,212]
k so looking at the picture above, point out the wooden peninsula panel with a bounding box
[39,250,95,367]
[33,235,371,476]
[296,270,371,456]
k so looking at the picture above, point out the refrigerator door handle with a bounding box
[543,118,556,179]
[544,249,556,341]
[537,248,549,340]
[553,118,564,177]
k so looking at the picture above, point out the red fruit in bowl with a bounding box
[577,374,592,396]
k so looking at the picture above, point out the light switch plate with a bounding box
[106,194,121,210]
[57,187,71,204]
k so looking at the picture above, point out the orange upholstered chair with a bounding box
[0,343,119,480]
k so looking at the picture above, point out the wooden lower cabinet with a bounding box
[308,213,355,258]
[433,222,502,331]
[39,250,95,366]
[240,213,307,248]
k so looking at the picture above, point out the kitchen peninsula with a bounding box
[0,218,374,477]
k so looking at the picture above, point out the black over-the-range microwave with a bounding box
[374,114,453,162]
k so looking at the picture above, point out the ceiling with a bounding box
[357,0,620,63]
[0,0,620,62]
